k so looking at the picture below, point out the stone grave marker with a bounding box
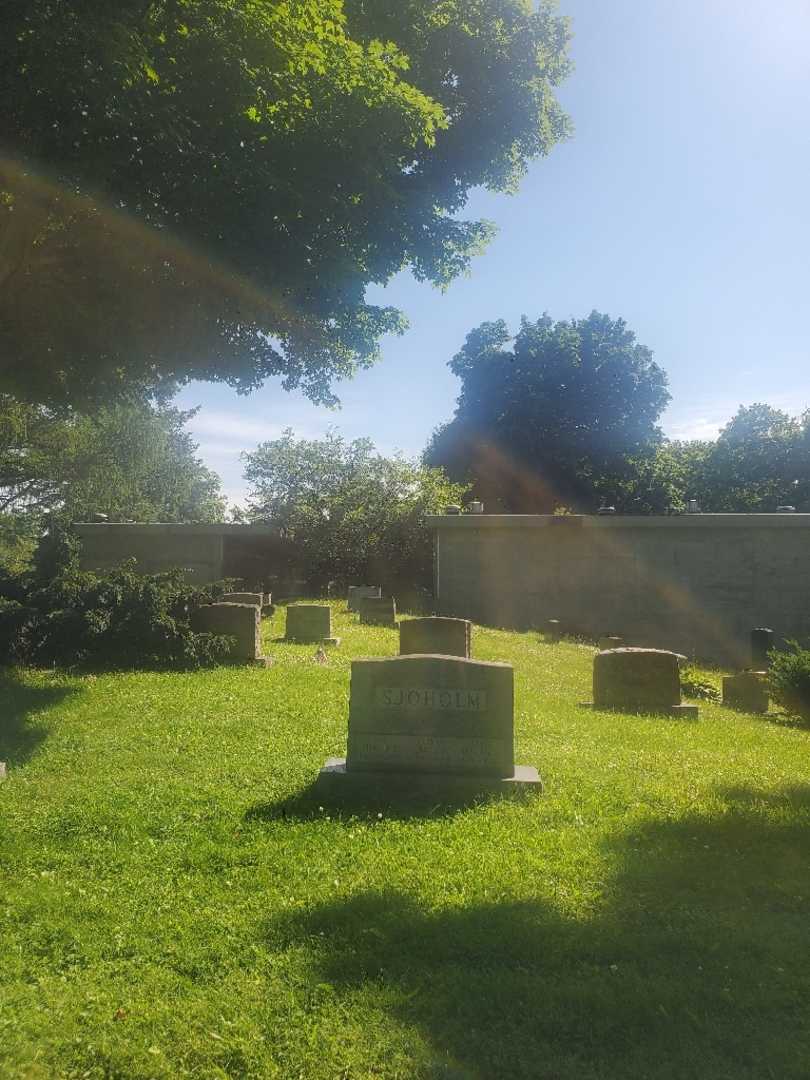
[221,590,273,614]
[586,647,698,718]
[347,585,381,612]
[317,654,541,797]
[0,761,6,782]
[546,619,562,643]
[358,595,397,628]
[400,617,471,658]
[191,602,272,666]
[285,604,340,645]
[221,591,263,607]
[751,627,775,670]
[722,670,769,714]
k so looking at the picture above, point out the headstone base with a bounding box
[315,757,542,800]
[580,702,699,719]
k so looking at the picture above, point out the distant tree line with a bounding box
[2,307,806,587]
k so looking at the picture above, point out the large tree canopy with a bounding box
[424,312,671,512]
[0,396,226,571]
[0,0,571,409]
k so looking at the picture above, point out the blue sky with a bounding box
[177,0,810,506]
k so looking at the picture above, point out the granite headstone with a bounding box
[357,595,397,628]
[347,585,381,612]
[285,604,339,645]
[191,602,271,665]
[589,647,698,717]
[723,670,769,714]
[317,654,541,797]
[400,617,471,658]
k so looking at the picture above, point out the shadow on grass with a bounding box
[0,669,78,766]
[244,778,515,823]
[267,784,810,1079]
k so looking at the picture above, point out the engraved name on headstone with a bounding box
[346,655,513,775]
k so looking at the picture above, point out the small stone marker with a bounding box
[347,585,382,612]
[191,602,272,666]
[285,604,339,645]
[546,619,561,643]
[751,627,775,670]
[723,671,769,714]
[357,595,397,628]
[317,654,541,798]
[587,647,698,718]
[0,761,6,782]
[598,635,624,651]
[400,617,471,658]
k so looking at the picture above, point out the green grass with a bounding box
[3,603,810,1079]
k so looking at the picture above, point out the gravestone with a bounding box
[285,604,339,645]
[598,635,624,651]
[358,595,397,628]
[723,670,769,714]
[347,585,381,612]
[191,602,271,666]
[587,647,698,718]
[221,591,263,607]
[0,761,6,782]
[751,627,776,670]
[317,654,541,797]
[546,619,562,643]
[400,617,471,658]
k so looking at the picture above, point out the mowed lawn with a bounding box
[3,605,810,1080]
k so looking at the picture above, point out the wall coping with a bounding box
[426,514,810,530]
[73,523,279,536]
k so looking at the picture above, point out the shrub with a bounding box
[680,666,720,701]
[0,556,237,671]
[768,642,810,720]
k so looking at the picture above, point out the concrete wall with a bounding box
[428,514,810,666]
[74,523,278,584]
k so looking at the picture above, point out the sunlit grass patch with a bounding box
[2,605,810,1078]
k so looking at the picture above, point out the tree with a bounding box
[424,312,671,512]
[242,429,467,590]
[698,404,805,512]
[1,1,571,409]
[0,396,226,570]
